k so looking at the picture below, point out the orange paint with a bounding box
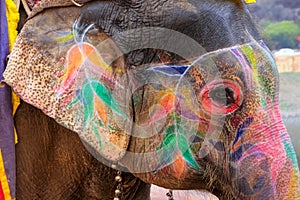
[94,96,108,126]
[62,44,92,82]
[59,44,88,90]
[160,93,176,113]
[232,140,243,152]
[59,43,111,90]
[171,153,186,180]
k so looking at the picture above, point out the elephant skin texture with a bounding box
[4,0,300,199]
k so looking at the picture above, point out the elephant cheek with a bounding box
[162,153,187,180]
[121,135,204,189]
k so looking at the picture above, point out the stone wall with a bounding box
[275,53,300,73]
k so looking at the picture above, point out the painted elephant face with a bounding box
[4,0,300,199]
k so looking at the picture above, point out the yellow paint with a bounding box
[245,0,256,3]
[286,169,300,200]
[55,32,75,43]
[86,47,110,71]
[0,150,12,200]
[241,45,259,85]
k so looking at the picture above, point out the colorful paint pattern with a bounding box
[56,25,300,198]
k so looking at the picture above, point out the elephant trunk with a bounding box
[227,104,300,199]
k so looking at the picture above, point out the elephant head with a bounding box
[4,0,300,199]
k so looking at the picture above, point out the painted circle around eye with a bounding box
[200,80,243,115]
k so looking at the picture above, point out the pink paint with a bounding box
[145,93,176,125]
[236,102,296,198]
[57,71,78,95]
[200,79,243,115]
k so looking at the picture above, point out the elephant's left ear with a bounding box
[3,5,131,162]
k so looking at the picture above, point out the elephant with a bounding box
[2,0,300,199]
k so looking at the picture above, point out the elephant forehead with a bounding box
[76,0,260,52]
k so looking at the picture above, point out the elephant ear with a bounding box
[3,5,131,162]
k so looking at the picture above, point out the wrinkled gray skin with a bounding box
[15,103,150,200]
[15,0,287,200]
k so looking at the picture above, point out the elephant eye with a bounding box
[200,80,243,115]
[209,86,235,106]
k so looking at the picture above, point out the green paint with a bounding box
[242,45,270,107]
[92,122,103,148]
[68,79,127,124]
[82,83,95,126]
[178,134,202,171]
[108,125,123,132]
[258,74,275,100]
[259,92,267,108]
[55,30,75,43]
[157,124,203,171]
[163,133,177,147]
[96,118,105,128]
[284,141,300,171]
[241,45,256,67]
[66,78,128,146]
[67,96,80,108]
[90,80,126,118]
[157,125,177,149]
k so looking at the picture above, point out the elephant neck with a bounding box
[120,172,151,200]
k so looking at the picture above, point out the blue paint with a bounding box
[149,65,189,76]
[230,144,253,162]
[232,117,254,147]
[230,145,244,162]
[237,176,267,195]
[259,158,269,172]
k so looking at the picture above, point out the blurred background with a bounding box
[248,0,300,167]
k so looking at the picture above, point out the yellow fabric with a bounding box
[0,150,12,200]
[11,93,19,144]
[6,0,20,144]
[6,0,19,51]
[245,0,256,3]
[1,1,19,199]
